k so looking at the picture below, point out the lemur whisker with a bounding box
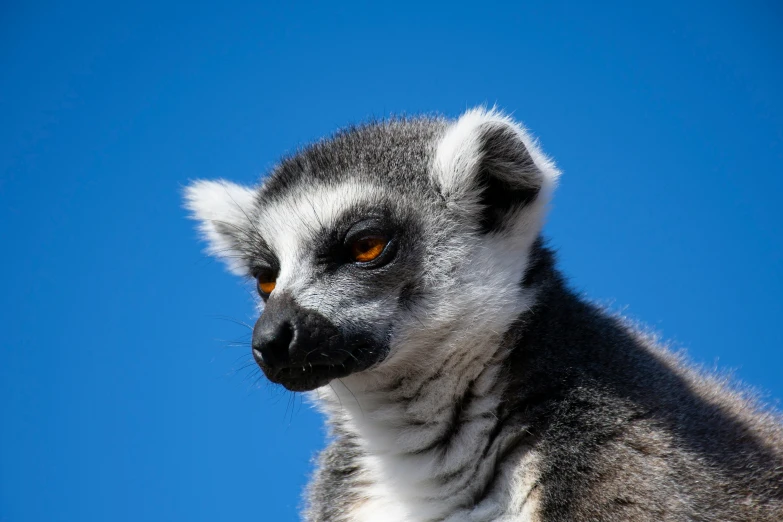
[210,315,253,330]
[338,378,364,419]
[328,383,344,412]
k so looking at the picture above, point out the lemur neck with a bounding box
[316,298,535,521]
[328,331,509,443]
[321,340,517,520]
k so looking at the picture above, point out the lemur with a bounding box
[186,108,783,521]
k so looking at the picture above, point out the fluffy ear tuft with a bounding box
[184,179,258,275]
[434,107,560,233]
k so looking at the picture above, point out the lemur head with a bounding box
[186,108,559,392]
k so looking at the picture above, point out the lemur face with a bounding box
[187,109,559,391]
[236,181,431,392]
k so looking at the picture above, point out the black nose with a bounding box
[252,318,294,371]
[251,293,344,375]
[249,293,373,391]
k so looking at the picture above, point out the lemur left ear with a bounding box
[434,107,560,233]
[184,179,258,275]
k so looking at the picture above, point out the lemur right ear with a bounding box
[184,179,258,275]
[434,107,559,233]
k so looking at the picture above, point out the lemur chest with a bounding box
[343,445,541,522]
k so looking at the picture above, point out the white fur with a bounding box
[184,179,258,275]
[434,106,559,218]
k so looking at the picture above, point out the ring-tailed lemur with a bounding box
[186,108,783,521]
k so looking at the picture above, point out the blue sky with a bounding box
[1,1,781,521]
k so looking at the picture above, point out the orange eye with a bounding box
[350,236,387,263]
[257,277,276,296]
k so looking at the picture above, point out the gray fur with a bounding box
[186,108,783,521]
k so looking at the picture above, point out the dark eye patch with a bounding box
[310,204,397,271]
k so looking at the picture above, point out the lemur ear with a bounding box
[184,179,257,275]
[434,107,559,233]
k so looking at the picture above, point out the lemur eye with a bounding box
[256,274,277,296]
[350,235,388,263]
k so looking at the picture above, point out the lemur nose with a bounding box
[251,292,346,379]
[252,318,295,371]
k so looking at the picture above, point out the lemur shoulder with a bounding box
[186,108,783,521]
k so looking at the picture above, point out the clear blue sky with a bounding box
[1,2,781,521]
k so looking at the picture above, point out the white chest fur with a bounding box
[318,364,541,522]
